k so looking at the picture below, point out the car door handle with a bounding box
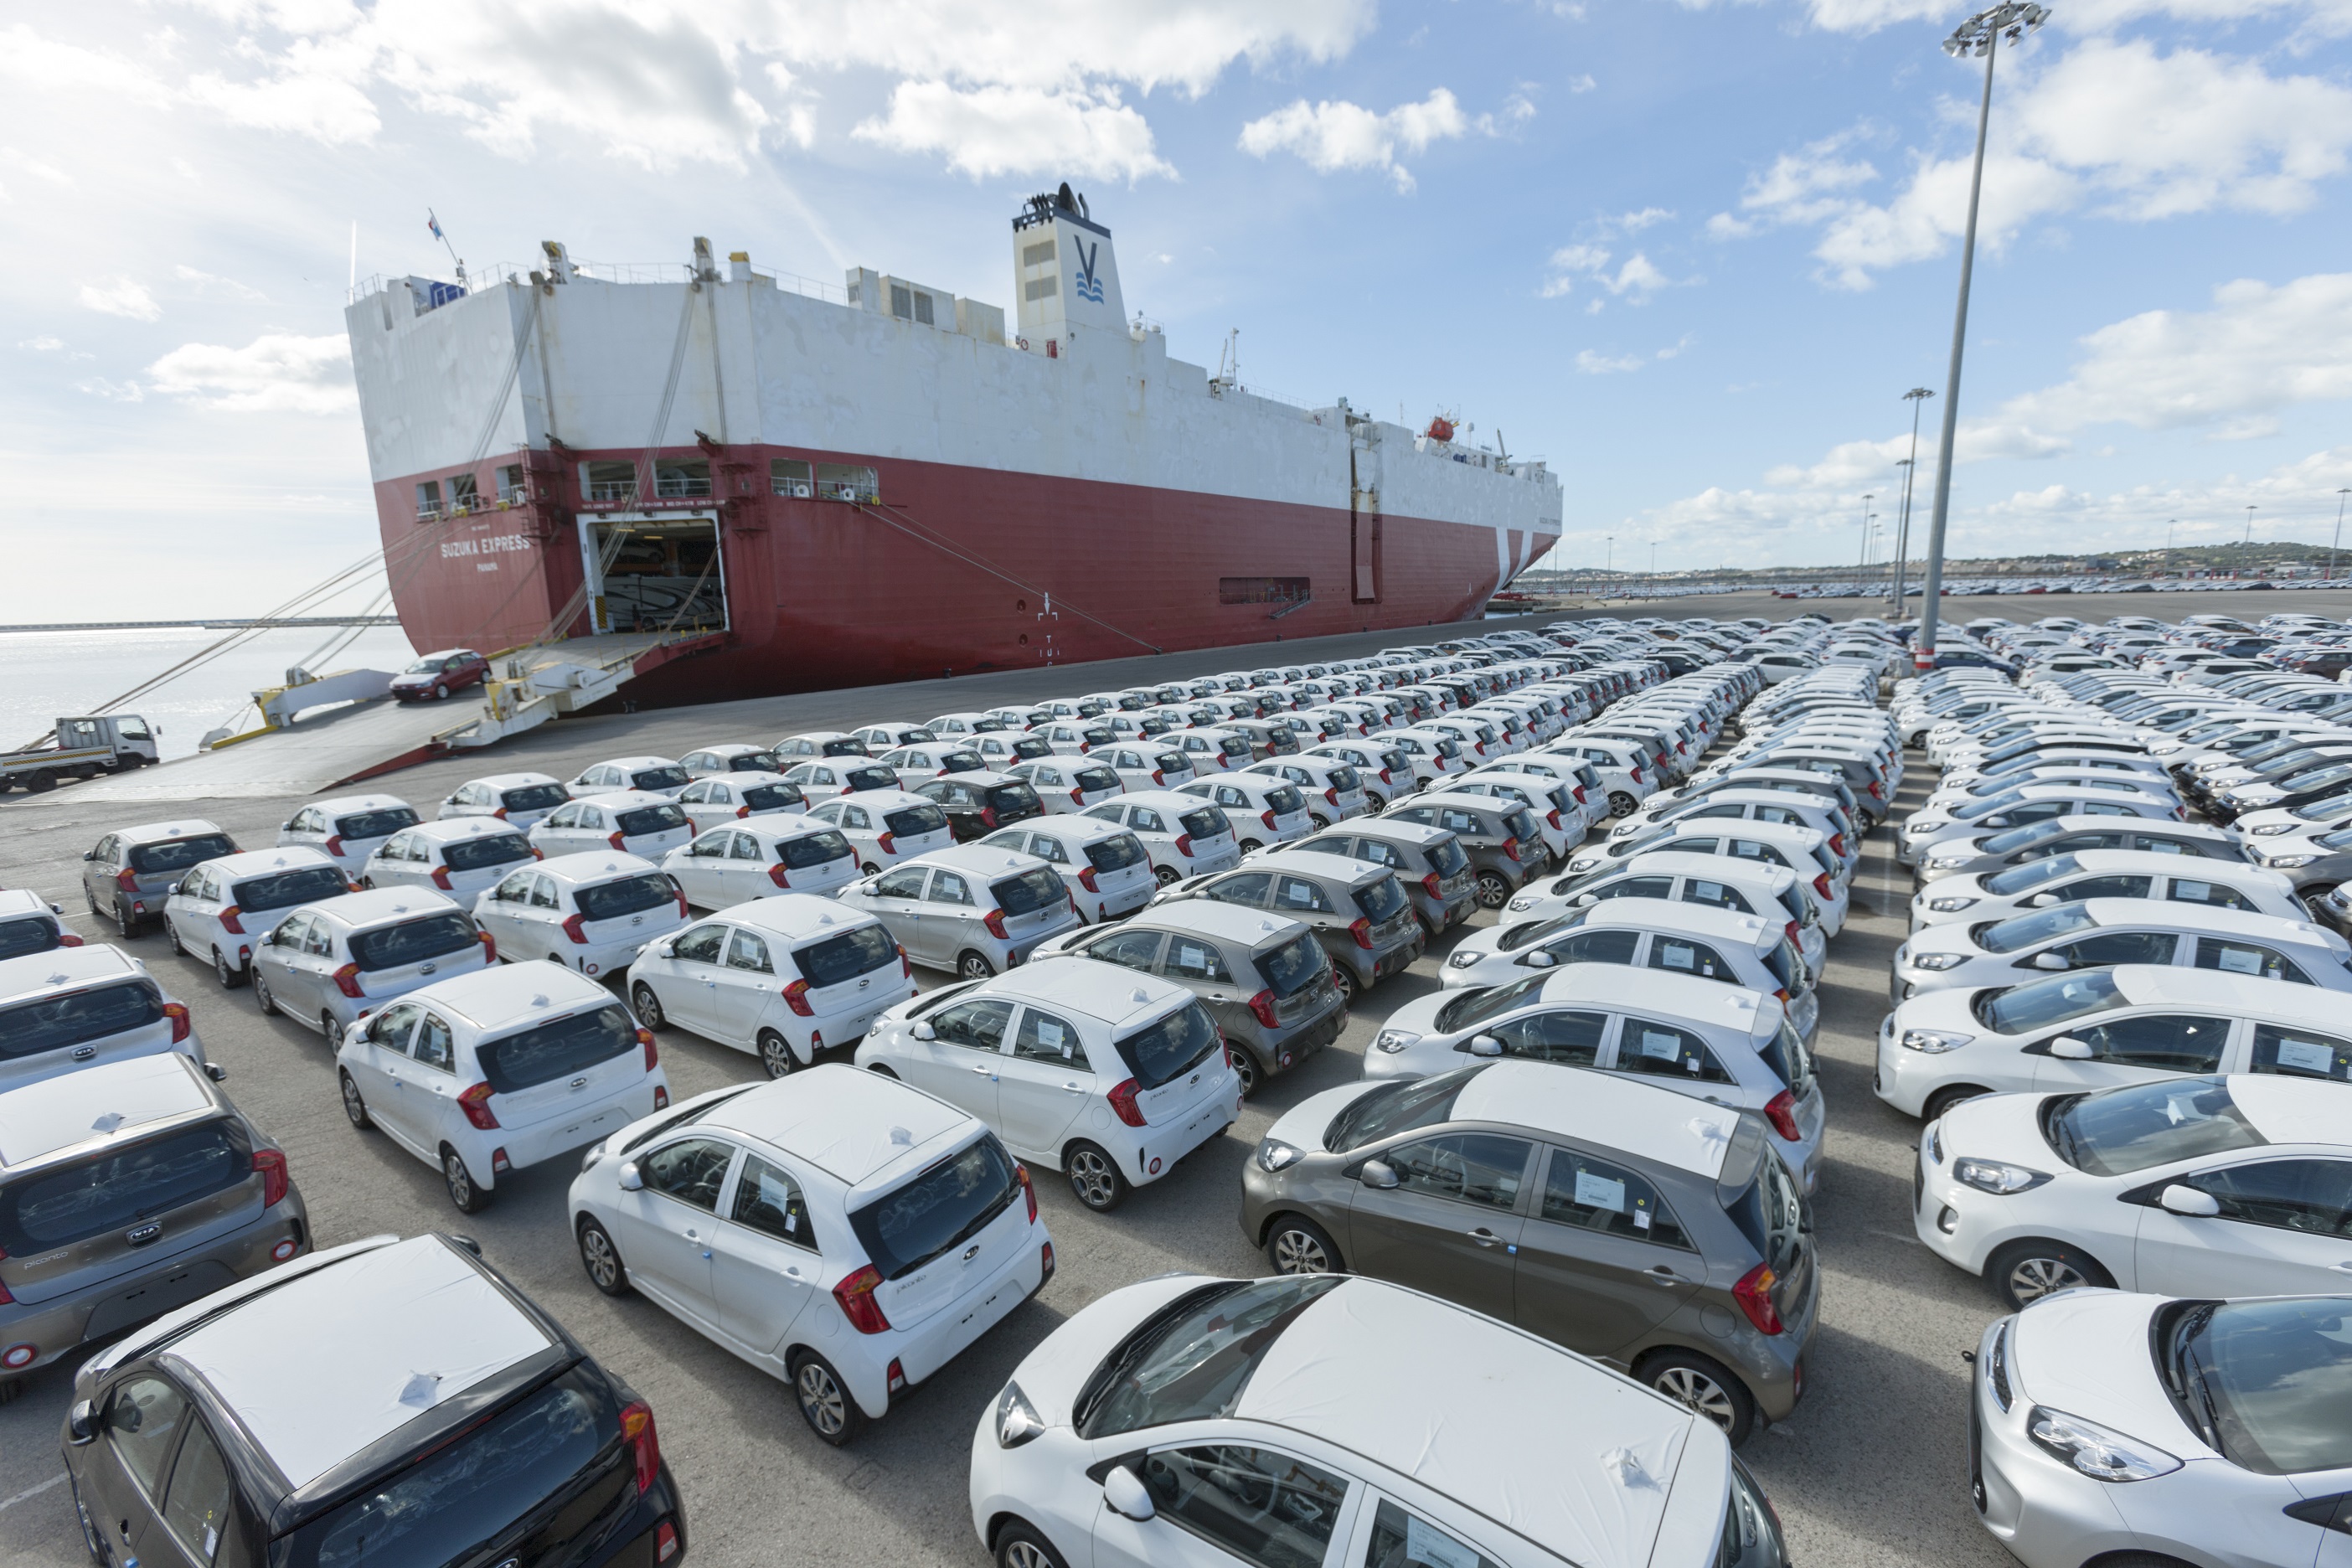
[1467,1228,1501,1247]
[1646,1266,1688,1287]
[1063,1082,1085,1093]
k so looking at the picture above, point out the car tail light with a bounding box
[1349,916,1375,949]
[833,1264,893,1333]
[531,846,546,860]
[218,905,245,935]
[620,1401,663,1493]
[1018,1163,1038,1222]
[1152,769,1164,785]
[560,913,591,946]
[163,1001,192,1041]
[768,862,791,888]
[1631,765,1645,782]
[475,929,498,963]
[1786,919,1803,946]
[1248,988,1280,1029]
[1261,809,1278,831]
[899,945,912,978]
[324,834,346,858]
[783,979,813,1017]
[1547,808,1563,830]
[877,829,896,858]
[1869,780,1885,801]
[457,1081,499,1130]
[657,1520,680,1562]
[980,805,1000,829]
[253,1148,289,1207]
[1814,872,1833,899]
[604,829,627,851]
[328,962,365,999]
[1501,837,1522,864]
[1106,1078,1147,1127]
[1733,1261,1785,1335]
[430,865,454,890]
[671,879,689,916]
[637,1026,659,1071]
[1380,768,1392,784]
[1763,1090,1802,1142]
[116,869,138,893]
[1323,787,1341,807]
[56,931,83,947]
[984,908,1009,940]
[1829,833,1847,859]
[1175,833,1194,858]
[1041,1240,1056,1282]
[492,805,510,820]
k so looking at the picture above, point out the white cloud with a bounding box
[856,82,1170,181]
[1566,73,1596,92]
[1238,88,1479,192]
[76,378,146,403]
[148,332,356,413]
[1655,333,1696,360]
[1576,348,1646,374]
[80,278,161,321]
[19,336,65,353]
[1604,206,1674,235]
[174,265,268,301]
[1542,245,1679,302]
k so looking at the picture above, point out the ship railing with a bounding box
[654,477,714,498]
[587,481,639,503]
[815,480,880,503]
[350,263,850,307]
[500,486,528,505]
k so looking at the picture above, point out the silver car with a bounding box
[836,844,1081,979]
[251,886,493,1039]
[979,816,1155,925]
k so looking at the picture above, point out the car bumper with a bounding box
[1968,1326,2138,1568]
[874,1230,1053,1414]
[471,1078,672,1184]
[1091,883,1153,922]
[1132,1084,1243,1185]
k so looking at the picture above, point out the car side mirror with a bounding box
[1984,817,2010,828]
[1103,1465,1156,1522]
[2048,1035,2092,1060]
[616,1161,645,1193]
[2158,1184,2220,1217]
[67,1400,95,1446]
[1524,950,1555,968]
[444,796,458,806]
[1574,893,1598,907]
[2032,952,2070,971]
[281,820,295,832]
[82,850,95,861]
[204,1063,228,1082]
[2027,893,2059,907]
[1467,1034,1504,1058]
[1359,1158,1400,1189]
[912,1021,937,1042]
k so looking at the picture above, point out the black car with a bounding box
[62,1233,685,1568]
[916,770,1045,841]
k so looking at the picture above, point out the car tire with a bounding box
[1988,1239,2113,1310]
[0,1375,20,1406]
[70,1477,104,1563]
[1329,964,1360,1006]
[789,1351,867,1447]
[957,950,996,982]
[1921,1085,1991,1125]
[1638,1350,1757,1446]
[167,918,187,957]
[866,1064,899,1079]
[116,899,138,940]
[321,1010,341,1042]
[1265,1215,1342,1275]
[213,946,246,989]
[758,1029,797,1079]
[442,1148,493,1214]
[993,1519,1073,1568]
[632,983,668,1031]
[339,1070,373,1130]
[862,862,880,875]
[254,971,280,1016]
[577,1218,631,1297]
[1608,791,1639,818]
[1238,838,1263,854]
[431,683,448,701]
[1474,870,1512,910]
[1308,813,1332,831]
[1230,1049,1261,1097]
[1063,1142,1129,1212]
[1155,866,1179,887]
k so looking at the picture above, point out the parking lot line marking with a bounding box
[0,1473,69,1514]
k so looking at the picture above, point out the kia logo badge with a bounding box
[420,962,436,975]
[570,1075,588,1090]
[126,1222,162,1246]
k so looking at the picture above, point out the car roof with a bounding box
[1107,788,1224,815]
[1571,897,1776,948]
[407,963,615,1033]
[1245,849,1384,885]
[905,843,1050,879]
[2073,899,2341,943]
[1332,817,1447,846]
[1614,851,1799,890]
[1400,791,1514,813]
[1235,1276,1705,1568]
[2229,1074,2352,1147]
[0,889,56,918]
[977,959,1192,1029]
[573,791,675,810]
[2040,849,2281,882]
[312,887,463,928]
[406,818,530,843]
[534,851,662,885]
[701,1064,976,1189]
[199,847,341,879]
[691,741,770,756]
[0,941,143,997]
[1015,814,1127,844]
[313,794,411,815]
[1128,899,1309,948]
[832,788,934,810]
[169,1234,553,1489]
[115,819,227,843]
[592,755,680,771]
[1446,1060,1748,1174]
[472,772,562,788]
[720,895,882,942]
[416,647,480,659]
[2101,964,2342,1012]
[0,1054,213,1170]
[1534,965,1780,1037]
[739,815,839,842]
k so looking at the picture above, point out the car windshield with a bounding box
[1255,931,1327,996]
[614,805,689,838]
[1975,970,2124,1034]
[2162,1297,2352,1476]
[1435,974,1549,1033]
[848,1136,1021,1282]
[1978,901,2099,953]
[501,784,568,812]
[781,829,853,870]
[128,835,236,874]
[0,981,164,1059]
[1954,791,2028,823]
[1497,913,1579,952]
[1326,1066,1487,1153]
[0,1120,246,1253]
[1983,855,2083,896]
[575,874,677,923]
[1353,874,1410,925]
[477,1003,637,1093]
[794,924,897,988]
[1073,1275,1344,1439]
[348,913,478,972]
[742,783,806,813]
[1978,819,2071,856]
[443,833,535,872]
[400,658,446,673]
[2041,1076,2267,1176]
[231,865,349,912]
[336,807,418,839]
[1113,1001,1225,1089]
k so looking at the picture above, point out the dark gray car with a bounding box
[1291,821,1477,935]
[1028,900,1346,1094]
[1156,850,1422,1003]
[1381,792,1546,907]
[81,821,240,941]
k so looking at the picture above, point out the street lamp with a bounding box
[1890,387,1935,613]
[2242,505,2257,579]
[2334,489,2350,583]
[2165,518,2176,580]
[1857,493,1875,586]
[1913,1,2050,673]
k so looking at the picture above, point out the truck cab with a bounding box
[2,715,160,794]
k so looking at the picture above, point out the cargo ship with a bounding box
[345,184,1563,703]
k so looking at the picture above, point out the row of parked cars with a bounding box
[1878,614,2352,1568]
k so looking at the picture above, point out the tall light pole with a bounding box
[1890,387,1935,614]
[2242,505,2257,578]
[2333,489,2349,582]
[1857,493,1875,587]
[1914,1,2050,673]
[2165,518,2176,580]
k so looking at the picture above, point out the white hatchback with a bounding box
[1094,743,1195,795]
[255,887,492,1038]
[362,819,541,902]
[1179,773,1312,853]
[164,847,356,988]
[276,794,419,874]
[529,791,694,859]
[0,945,202,1089]
[1008,757,1123,813]
[435,771,571,830]
[979,817,1155,924]
[1081,791,1242,885]
[662,819,859,908]
[1243,756,1370,829]
[472,852,689,977]
[674,771,807,837]
[570,755,694,797]
[803,789,957,874]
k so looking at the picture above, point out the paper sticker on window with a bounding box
[2276,1038,2338,1074]
[1038,1019,1065,1047]
[1661,943,1695,970]
[1286,881,1312,900]
[1404,1516,1481,1568]
[1640,1029,1682,1060]
[1574,1171,1627,1211]
[2215,946,2263,974]
[1177,945,1207,969]
[1694,881,1724,902]
[2174,880,2212,902]
[2148,839,2182,854]
[1632,1204,1654,1230]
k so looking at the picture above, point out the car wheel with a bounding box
[1608,791,1639,818]
[1308,813,1332,831]
[1266,1216,1342,1275]
[993,1520,1072,1568]
[758,1029,797,1078]
[338,1070,373,1129]
[213,946,246,989]
[1640,1350,1756,1446]
[166,918,187,957]
[442,1148,493,1213]
[1063,1142,1129,1211]
[1988,1239,2113,1310]
[790,1351,867,1447]
[254,971,280,1016]
[431,683,449,701]
[1238,838,1263,854]
[1229,1048,1261,1097]
[1155,866,1179,887]
[1921,1085,1991,1124]
[321,1010,340,1042]
[116,899,138,940]
[862,862,880,875]
[1474,870,1512,910]
[866,1063,899,1079]
[631,983,668,1031]
[957,950,996,982]
[1329,965,1360,1005]
[577,1219,631,1297]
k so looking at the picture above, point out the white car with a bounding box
[1179,772,1311,853]
[1081,791,1241,885]
[471,851,688,977]
[1566,819,1851,936]
[627,895,916,1075]
[529,790,695,859]
[968,1271,1778,1568]
[803,788,957,873]
[781,758,905,797]
[1036,720,1114,756]
[336,963,671,1211]
[1906,848,2303,933]
[1875,962,2352,1121]
[1161,725,1251,776]
[854,721,939,751]
[661,818,859,908]
[570,1067,1054,1447]
[435,771,571,829]
[1242,756,1370,828]
[979,817,1155,925]
[0,944,202,1088]
[1444,770,1588,863]
[678,742,786,777]
[1008,757,1123,813]
[1382,725,1472,787]
[673,771,807,837]
[927,710,1017,738]
[1966,1288,2352,1568]
[856,962,1240,1212]
[162,847,354,988]
[1504,851,1830,978]
[873,741,988,792]
[0,889,76,961]
[570,755,694,797]
[1539,737,1658,818]
[1916,1073,2352,1308]
[254,886,492,1037]
[967,730,1056,769]
[1304,740,1413,806]
[276,794,418,874]
[355,818,544,902]
[1898,785,2181,867]
[1893,898,2352,1001]
[774,729,870,761]
[1442,894,1817,1027]
[1093,743,1195,794]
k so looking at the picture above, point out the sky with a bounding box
[4,0,2351,617]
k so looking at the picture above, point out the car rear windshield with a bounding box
[349,913,478,972]
[794,924,897,988]
[0,1119,248,1254]
[2043,1076,2268,1176]
[884,805,948,839]
[742,783,806,813]
[1756,1019,1815,1099]
[848,1136,1020,1281]
[0,981,163,1059]
[994,866,1068,917]
[443,833,535,872]
[781,829,853,870]
[614,804,689,838]
[937,750,985,774]
[1419,837,1470,879]
[1352,874,1410,925]
[730,751,784,771]
[988,782,1043,817]
[1720,1122,1807,1283]
[575,874,678,923]
[631,766,691,792]
[1178,807,1228,840]
[1326,1065,1485,1153]
[1112,1001,1224,1090]
[477,1003,637,1093]
[823,737,869,756]
[1503,807,1542,843]
[0,916,62,962]
[1073,766,1120,792]
[844,766,900,792]
[335,807,418,839]
[1255,931,1327,997]
[129,835,236,874]
[283,1369,619,1568]
[501,784,568,812]
[231,865,349,912]
[1323,764,1362,794]
[1085,834,1148,874]
[1263,785,1307,817]
[1008,736,1051,760]
[1977,900,2098,953]
[2159,1297,2352,1476]
[1073,1275,1344,1439]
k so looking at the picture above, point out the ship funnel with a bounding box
[1012,183,1123,353]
